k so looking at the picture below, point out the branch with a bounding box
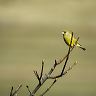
[40,79,57,96]
[10,86,13,96]
[10,84,22,96]
[33,70,41,85]
[33,60,44,86]
[40,60,44,80]
[48,61,77,79]
[26,85,32,96]
[64,61,77,74]
[48,59,57,75]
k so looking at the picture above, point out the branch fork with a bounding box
[10,84,22,96]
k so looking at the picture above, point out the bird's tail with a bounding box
[79,46,86,51]
[76,43,86,51]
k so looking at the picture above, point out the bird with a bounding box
[62,30,86,51]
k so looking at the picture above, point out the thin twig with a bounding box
[48,61,77,79]
[26,85,32,96]
[40,79,57,96]
[10,86,13,96]
[12,84,22,96]
[10,84,22,96]
[48,59,57,75]
[40,60,44,80]
[64,61,77,74]
[33,71,41,85]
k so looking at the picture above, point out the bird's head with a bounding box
[61,30,67,35]
[62,30,72,35]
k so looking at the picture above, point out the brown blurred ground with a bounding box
[0,0,96,96]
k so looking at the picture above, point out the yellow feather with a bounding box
[62,30,86,51]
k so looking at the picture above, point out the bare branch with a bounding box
[10,84,22,96]
[26,85,32,96]
[49,61,77,79]
[64,61,77,74]
[12,84,22,96]
[40,79,57,96]
[33,70,41,85]
[40,60,44,80]
[10,86,13,96]
[48,59,57,75]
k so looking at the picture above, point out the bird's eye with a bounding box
[64,31,66,33]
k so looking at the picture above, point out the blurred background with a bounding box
[0,0,96,96]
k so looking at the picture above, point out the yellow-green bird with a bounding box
[62,30,86,51]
